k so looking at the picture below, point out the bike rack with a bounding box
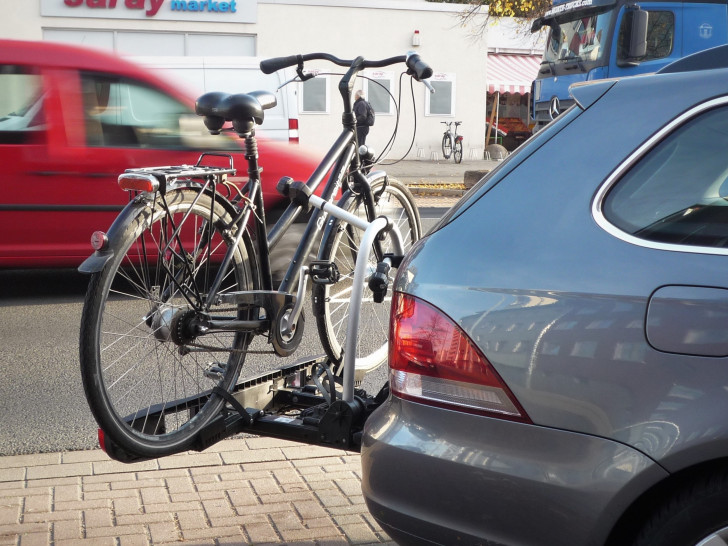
[102,196,405,464]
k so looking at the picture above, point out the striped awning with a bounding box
[487,54,542,95]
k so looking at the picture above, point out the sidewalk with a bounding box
[383,158,501,207]
[0,437,394,545]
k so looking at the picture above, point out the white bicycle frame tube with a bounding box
[308,194,404,403]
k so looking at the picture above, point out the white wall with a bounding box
[3,0,488,159]
[257,2,488,158]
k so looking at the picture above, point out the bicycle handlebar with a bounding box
[260,52,433,81]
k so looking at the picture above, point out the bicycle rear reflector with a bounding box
[118,173,159,193]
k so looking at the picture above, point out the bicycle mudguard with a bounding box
[78,187,239,274]
[77,198,148,274]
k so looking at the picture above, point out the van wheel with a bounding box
[632,470,728,546]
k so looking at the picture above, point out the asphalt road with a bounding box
[0,207,448,456]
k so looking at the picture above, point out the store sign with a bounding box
[41,0,257,22]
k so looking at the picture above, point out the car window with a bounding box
[0,65,46,144]
[617,10,674,63]
[603,104,728,248]
[80,72,236,150]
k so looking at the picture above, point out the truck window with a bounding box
[0,66,45,144]
[617,11,674,63]
[603,104,728,249]
[80,72,236,150]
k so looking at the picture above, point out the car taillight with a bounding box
[288,118,299,143]
[389,292,531,422]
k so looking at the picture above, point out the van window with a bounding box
[80,72,236,150]
[603,105,728,248]
[0,66,45,144]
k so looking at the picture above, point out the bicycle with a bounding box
[441,121,463,163]
[78,52,432,460]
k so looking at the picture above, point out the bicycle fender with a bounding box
[79,186,241,274]
[77,198,149,274]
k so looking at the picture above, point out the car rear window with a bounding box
[603,103,728,249]
[0,65,45,144]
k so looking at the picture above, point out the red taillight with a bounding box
[98,429,107,453]
[118,173,159,193]
[288,118,299,143]
[389,292,530,422]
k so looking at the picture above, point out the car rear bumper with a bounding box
[361,396,668,546]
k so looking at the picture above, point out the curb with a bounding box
[407,185,466,198]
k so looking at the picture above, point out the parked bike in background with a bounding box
[441,121,463,163]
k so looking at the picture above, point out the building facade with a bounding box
[3,1,543,158]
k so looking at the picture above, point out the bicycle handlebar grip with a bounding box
[406,53,433,81]
[260,55,301,74]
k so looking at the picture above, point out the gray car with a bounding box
[361,46,728,546]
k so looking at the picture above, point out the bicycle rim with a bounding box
[80,190,258,457]
[313,178,421,375]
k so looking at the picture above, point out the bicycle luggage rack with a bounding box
[101,212,403,464]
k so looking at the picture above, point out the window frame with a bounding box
[425,72,456,117]
[593,96,728,256]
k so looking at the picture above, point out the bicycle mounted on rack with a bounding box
[78,52,432,463]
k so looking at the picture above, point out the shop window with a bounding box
[301,77,329,114]
[426,73,455,116]
[603,104,728,249]
[0,66,45,144]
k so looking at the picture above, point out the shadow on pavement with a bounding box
[0,268,90,302]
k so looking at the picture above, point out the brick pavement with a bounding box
[0,437,395,545]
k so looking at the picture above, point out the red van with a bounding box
[0,39,317,268]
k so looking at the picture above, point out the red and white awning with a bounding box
[487,54,542,95]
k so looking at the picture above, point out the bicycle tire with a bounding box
[313,177,421,374]
[454,139,463,164]
[80,189,260,459]
[441,133,452,159]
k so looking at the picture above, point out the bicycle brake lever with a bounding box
[422,79,435,94]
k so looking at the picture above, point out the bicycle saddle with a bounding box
[195,90,277,135]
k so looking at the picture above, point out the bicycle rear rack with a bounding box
[101,212,403,464]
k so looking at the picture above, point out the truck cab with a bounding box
[531,0,728,130]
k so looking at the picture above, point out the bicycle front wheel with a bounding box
[313,177,421,374]
[454,139,463,164]
[441,133,452,159]
[80,189,260,459]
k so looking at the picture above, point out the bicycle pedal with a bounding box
[310,261,341,285]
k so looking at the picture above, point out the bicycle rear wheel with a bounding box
[454,138,463,164]
[313,177,421,374]
[442,133,452,159]
[80,189,260,459]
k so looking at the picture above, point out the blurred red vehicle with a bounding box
[0,39,317,268]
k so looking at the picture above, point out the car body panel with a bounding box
[0,39,318,268]
[363,51,728,545]
[363,397,668,546]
